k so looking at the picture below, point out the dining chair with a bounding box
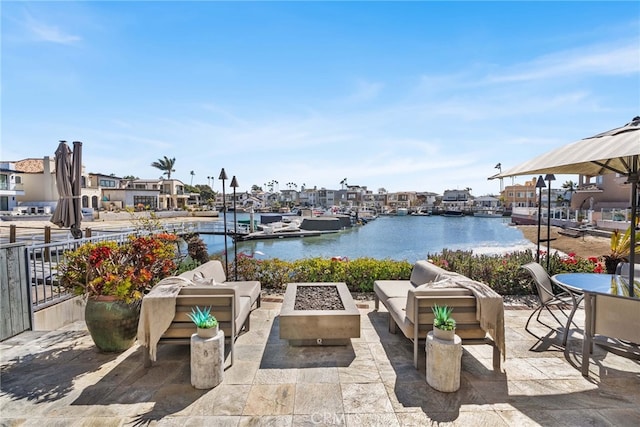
[521,262,579,345]
[615,262,640,277]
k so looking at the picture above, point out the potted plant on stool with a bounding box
[187,306,219,339]
[432,304,456,340]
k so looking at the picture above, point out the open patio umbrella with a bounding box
[50,140,83,239]
[490,117,639,296]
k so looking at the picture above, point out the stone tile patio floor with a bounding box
[1,299,639,426]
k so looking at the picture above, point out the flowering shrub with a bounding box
[230,255,412,292]
[228,249,605,296]
[58,233,178,303]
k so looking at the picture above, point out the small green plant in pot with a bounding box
[188,306,219,339]
[432,304,456,340]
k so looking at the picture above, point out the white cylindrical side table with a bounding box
[190,330,224,389]
[425,331,462,392]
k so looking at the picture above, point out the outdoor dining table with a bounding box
[552,272,640,376]
[550,273,639,346]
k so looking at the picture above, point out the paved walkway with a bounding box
[1,300,639,426]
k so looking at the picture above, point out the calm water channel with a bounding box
[201,214,534,263]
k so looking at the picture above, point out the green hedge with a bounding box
[222,249,602,295]
[230,255,412,292]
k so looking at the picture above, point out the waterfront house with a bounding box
[442,189,472,211]
[129,178,188,210]
[474,195,501,210]
[387,191,417,211]
[12,157,99,215]
[501,178,537,209]
[317,188,337,209]
[0,162,25,212]
[572,173,633,228]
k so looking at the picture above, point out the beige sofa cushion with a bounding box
[374,280,413,305]
[386,297,414,337]
[410,260,451,286]
[186,260,227,283]
[374,260,450,305]
[228,281,261,306]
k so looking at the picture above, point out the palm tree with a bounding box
[151,156,176,179]
[190,170,195,185]
[562,180,578,203]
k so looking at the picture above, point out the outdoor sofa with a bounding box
[138,260,261,368]
[374,260,505,369]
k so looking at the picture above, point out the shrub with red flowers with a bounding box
[551,251,603,273]
[58,233,178,303]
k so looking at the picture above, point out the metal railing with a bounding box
[24,221,200,311]
[600,208,630,222]
[26,232,134,311]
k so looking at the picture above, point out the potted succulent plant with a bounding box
[187,306,219,339]
[58,233,178,351]
[432,304,456,341]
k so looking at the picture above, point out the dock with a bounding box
[235,229,338,241]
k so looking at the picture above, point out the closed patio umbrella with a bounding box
[50,140,83,239]
[490,117,640,295]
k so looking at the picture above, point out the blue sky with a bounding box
[2,1,638,196]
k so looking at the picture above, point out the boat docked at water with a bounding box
[442,209,464,217]
[410,209,431,216]
[473,210,504,218]
[396,208,409,216]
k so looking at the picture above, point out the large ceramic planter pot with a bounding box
[85,297,141,352]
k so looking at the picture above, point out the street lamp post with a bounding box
[219,168,228,277]
[535,176,546,264]
[545,174,556,270]
[230,175,239,281]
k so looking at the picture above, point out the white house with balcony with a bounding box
[0,162,26,212]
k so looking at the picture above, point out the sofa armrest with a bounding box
[410,260,451,286]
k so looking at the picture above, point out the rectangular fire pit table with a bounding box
[279,282,361,346]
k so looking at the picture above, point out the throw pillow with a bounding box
[192,274,217,286]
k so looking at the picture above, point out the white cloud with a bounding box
[23,11,81,44]
[488,43,640,83]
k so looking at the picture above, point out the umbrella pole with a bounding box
[535,176,545,264]
[71,141,83,239]
[629,160,638,297]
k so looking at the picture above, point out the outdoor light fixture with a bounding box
[535,175,547,263]
[230,175,239,281]
[219,168,229,276]
[544,174,556,270]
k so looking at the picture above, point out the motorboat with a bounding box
[473,210,503,218]
[410,209,431,216]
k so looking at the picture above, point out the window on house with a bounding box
[99,179,116,188]
[134,196,157,209]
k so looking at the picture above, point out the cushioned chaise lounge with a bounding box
[374,260,505,370]
[138,260,261,368]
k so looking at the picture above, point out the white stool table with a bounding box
[425,331,462,392]
[190,330,224,389]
